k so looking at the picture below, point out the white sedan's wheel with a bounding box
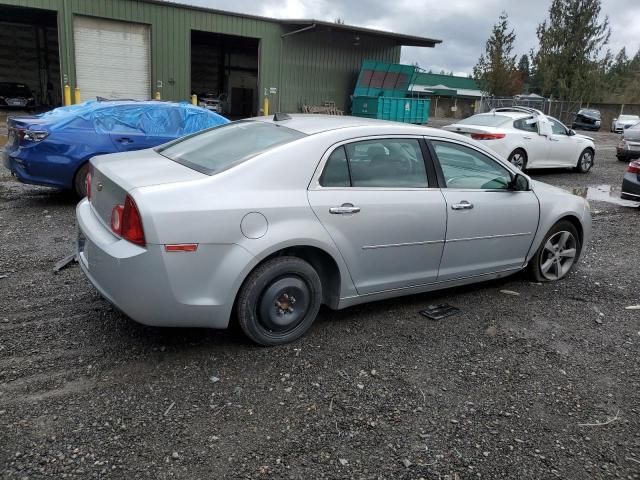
[576,149,594,173]
[508,150,527,170]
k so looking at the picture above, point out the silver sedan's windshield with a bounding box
[158,121,306,175]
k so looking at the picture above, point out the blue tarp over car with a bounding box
[39,100,229,135]
[2,100,230,196]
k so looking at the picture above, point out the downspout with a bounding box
[279,23,317,112]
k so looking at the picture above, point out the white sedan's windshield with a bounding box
[158,121,306,175]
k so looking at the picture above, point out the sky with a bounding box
[165,0,639,76]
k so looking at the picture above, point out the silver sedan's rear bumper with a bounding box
[76,199,253,328]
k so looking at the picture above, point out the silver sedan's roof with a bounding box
[251,114,459,138]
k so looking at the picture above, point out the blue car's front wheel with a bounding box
[74,162,90,198]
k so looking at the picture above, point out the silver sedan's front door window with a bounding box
[431,140,540,281]
[308,138,447,295]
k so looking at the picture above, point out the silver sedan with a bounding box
[77,115,592,345]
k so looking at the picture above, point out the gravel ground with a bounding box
[1,119,639,479]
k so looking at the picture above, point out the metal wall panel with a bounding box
[279,28,401,113]
[0,0,403,114]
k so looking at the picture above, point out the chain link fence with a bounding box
[478,97,582,125]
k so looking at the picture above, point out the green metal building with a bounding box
[0,0,440,116]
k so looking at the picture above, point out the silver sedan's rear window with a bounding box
[157,121,306,175]
[457,114,511,127]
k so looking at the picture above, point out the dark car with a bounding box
[3,100,228,197]
[616,123,640,161]
[572,109,601,131]
[621,160,640,202]
[0,82,36,109]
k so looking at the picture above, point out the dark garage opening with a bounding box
[0,5,61,110]
[191,31,259,119]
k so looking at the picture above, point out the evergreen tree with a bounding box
[473,12,520,96]
[518,55,531,84]
[532,0,610,101]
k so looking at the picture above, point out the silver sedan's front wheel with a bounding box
[528,221,581,282]
[539,231,577,280]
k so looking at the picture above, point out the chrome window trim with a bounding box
[439,188,531,194]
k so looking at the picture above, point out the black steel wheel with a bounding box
[237,256,322,346]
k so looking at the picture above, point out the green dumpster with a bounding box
[351,96,430,124]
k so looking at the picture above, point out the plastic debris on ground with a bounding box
[419,304,461,321]
[53,253,77,273]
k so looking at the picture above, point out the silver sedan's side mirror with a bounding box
[568,129,576,136]
[510,173,530,191]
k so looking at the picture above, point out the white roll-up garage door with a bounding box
[74,16,150,101]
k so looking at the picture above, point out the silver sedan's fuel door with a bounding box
[308,138,447,295]
[429,139,540,281]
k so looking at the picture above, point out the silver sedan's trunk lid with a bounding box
[89,149,205,226]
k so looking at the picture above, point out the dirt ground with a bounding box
[1,119,639,479]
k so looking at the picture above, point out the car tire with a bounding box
[576,149,594,173]
[617,155,628,162]
[528,220,581,283]
[236,256,323,346]
[73,162,90,198]
[508,149,527,170]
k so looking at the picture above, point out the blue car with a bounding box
[2,100,229,196]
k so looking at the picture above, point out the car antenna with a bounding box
[274,112,292,121]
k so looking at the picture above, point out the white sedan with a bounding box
[611,114,640,133]
[443,107,596,173]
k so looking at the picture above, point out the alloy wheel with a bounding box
[539,231,577,281]
[580,151,593,171]
[510,152,525,170]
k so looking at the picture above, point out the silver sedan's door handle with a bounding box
[329,203,360,215]
[523,136,532,140]
[451,201,474,210]
[549,137,560,142]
